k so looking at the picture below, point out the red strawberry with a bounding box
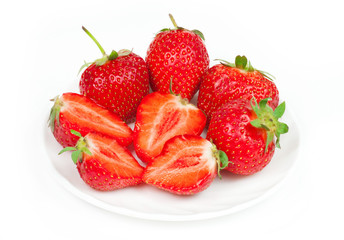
[198,55,279,121]
[206,97,288,175]
[134,89,207,163]
[79,26,149,123]
[146,14,209,100]
[59,131,144,191]
[143,135,228,195]
[49,92,133,148]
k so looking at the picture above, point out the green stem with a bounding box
[169,77,174,95]
[169,14,178,28]
[82,26,106,55]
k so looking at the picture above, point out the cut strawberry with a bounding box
[142,135,228,195]
[59,131,144,191]
[49,92,133,147]
[133,91,207,163]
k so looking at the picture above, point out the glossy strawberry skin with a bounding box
[76,132,144,191]
[146,29,209,100]
[79,52,149,123]
[50,92,133,148]
[206,100,275,175]
[143,135,217,195]
[133,92,206,163]
[198,64,279,121]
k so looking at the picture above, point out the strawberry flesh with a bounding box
[77,132,143,191]
[134,92,206,163]
[50,92,133,147]
[143,135,217,195]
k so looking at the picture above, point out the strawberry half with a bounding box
[133,89,207,163]
[49,92,133,148]
[59,131,144,191]
[143,135,228,195]
[206,97,288,175]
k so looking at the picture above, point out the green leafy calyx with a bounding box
[215,55,275,81]
[48,96,62,132]
[158,14,205,41]
[212,144,229,179]
[58,130,92,164]
[250,97,289,152]
[191,29,205,41]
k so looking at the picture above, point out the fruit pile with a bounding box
[49,14,288,195]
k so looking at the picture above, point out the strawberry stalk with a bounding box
[168,78,190,105]
[82,26,106,56]
[82,26,116,66]
[169,13,179,28]
[250,97,289,152]
[169,77,207,117]
[160,14,205,40]
[80,26,131,72]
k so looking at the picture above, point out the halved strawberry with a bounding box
[142,135,228,195]
[49,92,133,147]
[133,90,207,163]
[59,131,144,191]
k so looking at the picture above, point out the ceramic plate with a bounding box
[44,98,300,221]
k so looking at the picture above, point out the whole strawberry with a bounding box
[146,14,209,100]
[79,26,149,123]
[59,131,144,191]
[198,55,279,121]
[206,97,288,175]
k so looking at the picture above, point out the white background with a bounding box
[1,0,343,239]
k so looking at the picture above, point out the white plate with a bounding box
[44,99,300,221]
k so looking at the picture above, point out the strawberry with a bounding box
[143,135,228,195]
[59,131,144,191]
[133,87,207,163]
[206,97,288,175]
[146,14,209,100]
[49,92,133,148]
[79,26,149,123]
[198,55,279,121]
